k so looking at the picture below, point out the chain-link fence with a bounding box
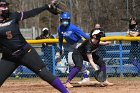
[11,42,140,78]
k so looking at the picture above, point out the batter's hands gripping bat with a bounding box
[94,70,107,82]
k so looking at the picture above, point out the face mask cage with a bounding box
[61,19,70,26]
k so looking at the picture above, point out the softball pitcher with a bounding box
[0,0,68,92]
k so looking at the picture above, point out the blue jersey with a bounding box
[58,24,90,50]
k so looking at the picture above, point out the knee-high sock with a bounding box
[82,65,89,78]
[51,77,69,93]
[83,70,90,78]
[66,67,80,83]
[100,66,106,72]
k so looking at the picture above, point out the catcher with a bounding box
[0,0,68,92]
[65,29,114,88]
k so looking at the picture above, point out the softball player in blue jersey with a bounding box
[58,11,91,84]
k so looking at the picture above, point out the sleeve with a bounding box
[84,40,93,54]
[74,26,90,39]
[86,44,93,54]
[58,27,63,50]
[14,5,49,21]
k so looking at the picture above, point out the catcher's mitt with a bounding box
[48,0,68,15]
[94,70,106,82]
[120,17,140,23]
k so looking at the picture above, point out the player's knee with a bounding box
[37,67,56,84]
[97,60,106,72]
[100,66,106,72]
[98,59,106,67]
[74,62,83,70]
[76,66,82,71]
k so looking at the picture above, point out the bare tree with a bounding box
[7,0,140,33]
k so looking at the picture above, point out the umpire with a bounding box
[0,0,68,93]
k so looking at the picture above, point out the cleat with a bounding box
[78,78,90,84]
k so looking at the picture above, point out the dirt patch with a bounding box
[0,78,140,93]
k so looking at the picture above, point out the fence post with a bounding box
[52,45,56,75]
[119,41,124,77]
[32,26,36,39]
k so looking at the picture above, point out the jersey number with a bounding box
[6,31,13,39]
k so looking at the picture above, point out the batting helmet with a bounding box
[60,11,71,20]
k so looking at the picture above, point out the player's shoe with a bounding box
[78,78,90,84]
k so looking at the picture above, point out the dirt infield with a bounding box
[0,77,140,93]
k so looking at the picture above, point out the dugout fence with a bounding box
[11,36,140,79]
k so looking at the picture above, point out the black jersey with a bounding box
[0,5,49,53]
[129,26,140,45]
[77,39,100,59]
[129,26,140,35]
